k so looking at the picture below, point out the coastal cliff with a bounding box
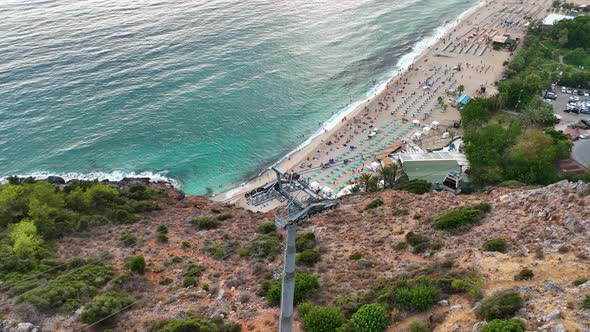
[0,179,588,331]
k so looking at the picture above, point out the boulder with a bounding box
[46,176,65,185]
[552,324,566,332]
[544,309,561,321]
[15,322,34,332]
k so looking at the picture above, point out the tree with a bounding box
[359,173,378,192]
[8,219,44,259]
[520,97,554,127]
[437,96,444,106]
[457,85,465,95]
[378,164,401,189]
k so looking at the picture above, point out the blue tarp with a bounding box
[456,94,471,106]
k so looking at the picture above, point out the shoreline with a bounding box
[217,0,553,209]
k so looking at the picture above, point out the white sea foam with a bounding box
[271,0,484,169]
[0,171,181,188]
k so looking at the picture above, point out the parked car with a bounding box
[582,119,590,127]
[580,133,590,139]
[561,86,567,93]
[573,90,578,95]
[567,89,573,94]
[581,109,590,114]
[584,91,590,97]
[544,91,557,100]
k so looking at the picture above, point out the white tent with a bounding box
[412,120,420,125]
[431,121,440,129]
[422,127,431,136]
[442,132,450,139]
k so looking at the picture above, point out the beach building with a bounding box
[455,94,471,107]
[393,151,470,190]
[542,13,576,26]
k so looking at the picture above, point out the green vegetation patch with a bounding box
[80,292,135,324]
[301,306,345,332]
[239,234,282,259]
[483,239,507,253]
[395,179,432,195]
[350,304,389,332]
[482,319,526,332]
[191,216,221,230]
[265,272,320,306]
[365,198,384,210]
[433,204,491,232]
[475,291,523,321]
[297,249,321,266]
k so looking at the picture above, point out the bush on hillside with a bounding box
[157,224,168,233]
[483,239,507,253]
[394,285,439,312]
[125,255,145,274]
[216,213,233,221]
[16,264,115,311]
[297,302,314,319]
[409,320,430,332]
[301,306,345,332]
[405,232,429,246]
[475,291,523,321]
[191,217,221,230]
[203,240,239,260]
[584,295,590,309]
[80,292,135,324]
[257,222,277,234]
[396,180,432,195]
[266,272,320,306]
[433,209,483,231]
[350,304,389,332]
[365,198,384,210]
[482,319,526,332]
[297,249,321,266]
[240,234,282,259]
[514,268,534,281]
[295,232,316,251]
[119,232,137,247]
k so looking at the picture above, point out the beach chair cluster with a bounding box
[306,121,415,190]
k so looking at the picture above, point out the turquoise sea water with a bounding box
[0,0,477,195]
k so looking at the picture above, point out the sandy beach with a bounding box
[216,0,554,211]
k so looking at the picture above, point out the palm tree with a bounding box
[378,163,401,189]
[359,173,374,193]
[457,85,465,95]
[437,96,444,106]
[442,104,448,112]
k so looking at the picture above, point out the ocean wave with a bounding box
[0,170,181,188]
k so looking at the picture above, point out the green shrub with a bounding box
[302,306,345,332]
[574,278,589,286]
[431,242,444,251]
[394,242,408,250]
[216,213,233,221]
[350,304,389,332]
[181,241,191,249]
[475,291,523,321]
[125,255,146,274]
[191,217,221,230]
[584,295,590,309]
[514,268,534,281]
[412,242,431,254]
[119,232,137,247]
[483,239,507,253]
[433,209,483,231]
[394,207,409,216]
[202,283,209,291]
[365,198,384,210]
[297,249,321,266]
[159,277,172,285]
[266,272,320,306]
[128,200,161,213]
[156,317,241,332]
[157,233,169,243]
[80,292,135,324]
[258,222,277,234]
[16,264,115,311]
[482,319,526,332]
[296,232,316,251]
[203,240,239,260]
[413,213,422,220]
[405,232,429,246]
[440,259,454,269]
[184,262,206,279]
[396,180,432,195]
[297,302,314,319]
[349,252,362,261]
[394,285,439,312]
[157,224,168,233]
[451,279,469,292]
[498,180,526,188]
[409,320,430,332]
[242,234,282,259]
[183,276,196,288]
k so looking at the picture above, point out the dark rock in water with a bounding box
[45,176,65,185]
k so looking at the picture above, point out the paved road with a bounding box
[573,140,590,167]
